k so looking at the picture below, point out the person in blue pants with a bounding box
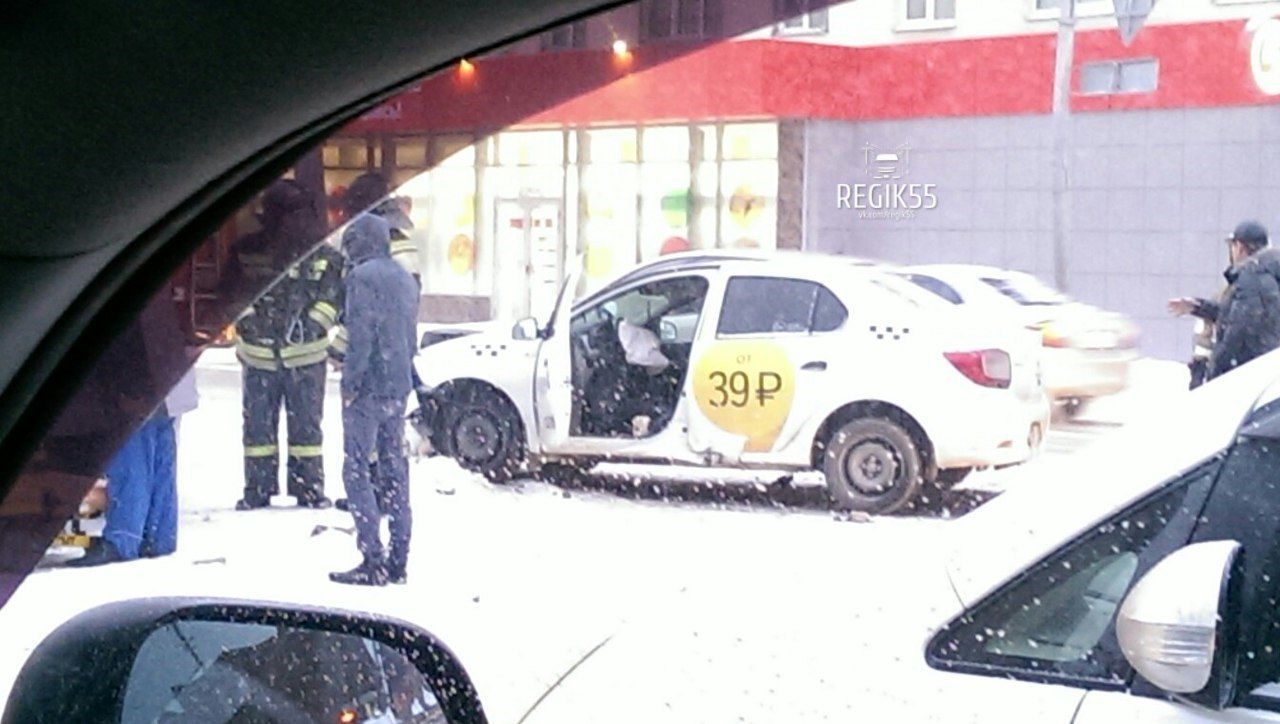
[68,410,177,565]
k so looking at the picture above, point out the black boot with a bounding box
[66,540,124,568]
[235,498,268,511]
[299,496,333,510]
[329,558,387,586]
[334,498,351,512]
[385,558,407,585]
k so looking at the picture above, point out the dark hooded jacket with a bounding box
[340,214,418,399]
[1197,247,1280,379]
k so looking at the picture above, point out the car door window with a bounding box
[927,460,1220,687]
[811,286,848,332]
[901,274,964,305]
[716,276,846,336]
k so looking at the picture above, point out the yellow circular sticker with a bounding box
[692,340,795,452]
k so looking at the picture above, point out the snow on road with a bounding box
[0,353,1185,722]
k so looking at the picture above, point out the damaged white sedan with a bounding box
[416,252,1049,513]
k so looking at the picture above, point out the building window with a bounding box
[1079,58,1159,95]
[643,0,723,41]
[898,0,956,31]
[775,0,829,35]
[540,20,587,51]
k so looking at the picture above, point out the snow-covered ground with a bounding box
[0,352,1186,722]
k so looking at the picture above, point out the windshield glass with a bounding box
[8,1,1280,722]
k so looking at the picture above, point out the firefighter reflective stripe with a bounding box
[309,300,339,329]
[280,337,330,360]
[288,445,324,458]
[244,444,278,457]
[237,340,275,359]
[236,340,280,370]
[329,325,348,362]
[282,350,328,368]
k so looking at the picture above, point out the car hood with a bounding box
[514,555,1088,724]
[943,348,1280,608]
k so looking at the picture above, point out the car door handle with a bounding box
[801,361,827,371]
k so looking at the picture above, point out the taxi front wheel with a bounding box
[443,386,524,484]
[822,417,923,515]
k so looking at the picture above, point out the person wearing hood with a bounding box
[1170,220,1280,381]
[227,179,344,510]
[327,173,419,366]
[330,214,419,586]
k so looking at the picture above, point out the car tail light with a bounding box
[944,349,1012,389]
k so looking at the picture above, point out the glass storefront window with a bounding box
[720,159,778,251]
[424,166,479,296]
[322,138,369,168]
[640,161,692,260]
[433,134,477,167]
[497,130,563,166]
[394,138,429,168]
[642,126,690,162]
[721,122,778,160]
[581,162,638,286]
[586,128,638,164]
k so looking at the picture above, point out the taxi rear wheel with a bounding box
[444,387,523,484]
[822,417,922,514]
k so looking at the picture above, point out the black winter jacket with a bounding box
[340,215,418,400]
[1195,248,1280,380]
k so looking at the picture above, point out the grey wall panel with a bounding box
[804,108,1280,361]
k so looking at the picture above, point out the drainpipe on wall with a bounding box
[1051,0,1076,292]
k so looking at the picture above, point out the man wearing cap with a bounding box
[1170,220,1280,381]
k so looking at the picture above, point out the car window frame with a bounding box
[900,273,965,305]
[569,272,713,341]
[713,274,848,339]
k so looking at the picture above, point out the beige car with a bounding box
[900,264,1139,418]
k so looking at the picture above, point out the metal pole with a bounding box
[1050,0,1076,292]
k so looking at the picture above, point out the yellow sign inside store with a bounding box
[692,340,796,452]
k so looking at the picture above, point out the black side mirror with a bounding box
[2,598,486,724]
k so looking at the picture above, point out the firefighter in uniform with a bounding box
[229,179,345,510]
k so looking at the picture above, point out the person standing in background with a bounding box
[67,294,198,567]
[1170,221,1280,382]
[229,179,344,510]
[330,214,419,586]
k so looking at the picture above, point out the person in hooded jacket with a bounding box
[330,214,419,586]
[1170,221,1280,381]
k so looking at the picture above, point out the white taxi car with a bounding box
[900,264,1140,416]
[416,252,1049,514]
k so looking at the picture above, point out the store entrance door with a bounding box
[494,197,564,322]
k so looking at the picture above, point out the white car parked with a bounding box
[416,252,1049,513]
[900,264,1139,416]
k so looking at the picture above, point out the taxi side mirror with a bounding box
[2,598,488,724]
[512,316,541,341]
